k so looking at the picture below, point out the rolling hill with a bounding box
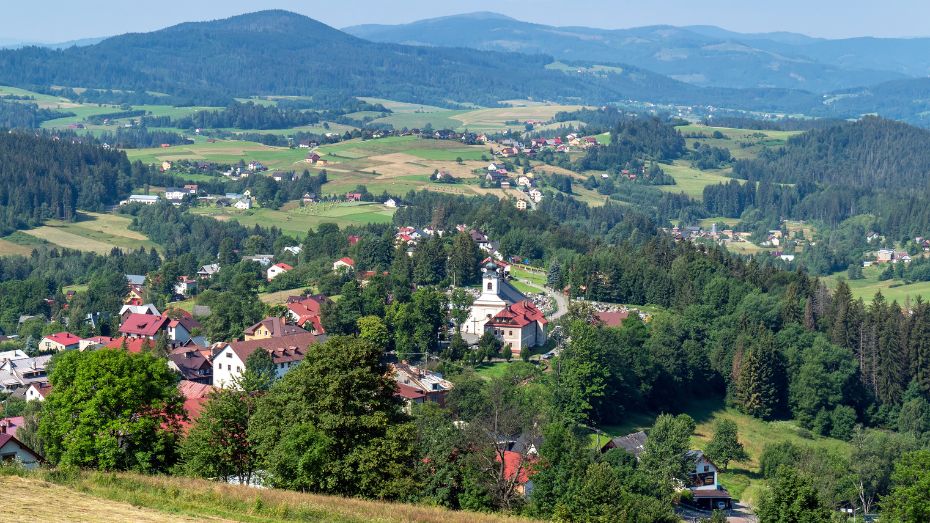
[345,12,910,93]
[0,10,824,114]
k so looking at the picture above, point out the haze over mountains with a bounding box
[0,10,929,124]
[346,12,930,92]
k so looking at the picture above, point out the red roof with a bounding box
[105,337,156,354]
[176,380,215,432]
[0,416,24,438]
[43,332,81,347]
[396,383,427,401]
[119,313,169,337]
[348,235,360,245]
[30,383,52,398]
[594,310,630,328]
[287,297,328,334]
[336,257,355,266]
[497,450,534,485]
[481,257,510,269]
[273,263,293,271]
[485,300,547,328]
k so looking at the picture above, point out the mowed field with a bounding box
[191,201,396,237]
[677,124,799,160]
[125,139,309,171]
[658,160,739,200]
[369,103,586,133]
[10,212,157,255]
[823,265,930,304]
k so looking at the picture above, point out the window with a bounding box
[237,366,242,372]
[703,465,709,472]
[487,282,492,290]
[508,330,512,336]
[226,352,232,358]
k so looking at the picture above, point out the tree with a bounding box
[849,428,919,516]
[881,450,930,523]
[641,414,696,495]
[248,336,413,498]
[449,288,474,332]
[734,328,786,420]
[357,315,390,349]
[181,389,257,484]
[705,419,748,470]
[38,349,184,472]
[756,467,831,523]
[448,232,481,287]
[237,348,276,392]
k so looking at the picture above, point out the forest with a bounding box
[0,99,73,128]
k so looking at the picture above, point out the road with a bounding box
[514,276,569,321]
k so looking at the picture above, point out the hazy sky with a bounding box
[4,0,930,42]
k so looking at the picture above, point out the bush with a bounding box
[830,406,857,440]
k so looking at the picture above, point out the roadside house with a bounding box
[39,332,81,352]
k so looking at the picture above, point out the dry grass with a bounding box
[22,225,123,254]
[1,470,540,523]
[0,475,209,522]
[0,238,34,257]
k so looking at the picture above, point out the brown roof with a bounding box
[243,317,308,338]
[595,310,629,328]
[485,300,547,328]
[691,488,731,499]
[222,332,321,364]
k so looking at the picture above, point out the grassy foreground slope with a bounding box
[0,469,539,523]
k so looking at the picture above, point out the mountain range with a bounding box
[0,10,929,123]
[345,12,930,93]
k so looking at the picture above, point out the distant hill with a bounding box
[345,13,916,93]
[0,10,825,113]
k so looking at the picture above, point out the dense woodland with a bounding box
[0,99,72,128]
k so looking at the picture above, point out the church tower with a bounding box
[482,261,500,297]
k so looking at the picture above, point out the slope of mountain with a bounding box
[0,10,824,114]
[345,13,908,93]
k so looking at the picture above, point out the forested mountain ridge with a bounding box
[733,117,930,190]
[345,12,909,92]
[0,10,823,114]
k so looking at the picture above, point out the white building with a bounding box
[267,263,293,281]
[463,261,527,336]
[211,332,320,389]
[0,430,41,469]
[384,198,397,208]
[234,198,252,210]
[126,195,159,205]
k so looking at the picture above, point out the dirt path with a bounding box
[0,475,217,523]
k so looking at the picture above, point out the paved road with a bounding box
[515,277,569,321]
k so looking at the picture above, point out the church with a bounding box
[464,261,547,355]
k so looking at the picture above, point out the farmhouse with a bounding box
[687,450,732,510]
[174,276,197,296]
[384,198,398,208]
[197,263,220,279]
[267,262,293,281]
[212,332,320,388]
[242,254,274,267]
[0,428,42,470]
[234,198,252,210]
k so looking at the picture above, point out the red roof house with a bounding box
[118,313,170,339]
[39,332,81,352]
[105,337,156,354]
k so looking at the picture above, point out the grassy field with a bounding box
[0,470,537,523]
[593,397,852,507]
[823,265,930,304]
[658,161,740,200]
[126,140,309,171]
[260,287,312,305]
[192,201,396,237]
[368,103,585,133]
[4,212,156,255]
[677,124,799,161]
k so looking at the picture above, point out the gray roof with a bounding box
[498,278,527,305]
[126,274,146,286]
[605,430,648,458]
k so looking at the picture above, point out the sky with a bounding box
[3,0,930,43]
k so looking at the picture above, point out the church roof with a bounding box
[498,278,527,305]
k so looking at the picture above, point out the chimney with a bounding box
[0,420,7,434]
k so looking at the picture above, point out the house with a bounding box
[243,317,308,341]
[0,350,27,361]
[104,337,155,354]
[242,254,274,267]
[118,313,170,340]
[528,189,543,203]
[176,380,215,432]
[119,304,160,322]
[600,430,647,457]
[594,310,630,329]
[126,195,159,205]
[164,187,195,201]
[345,192,363,202]
[197,264,220,279]
[384,198,397,208]
[286,295,329,334]
[25,382,52,402]
[392,362,453,410]
[464,261,528,336]
[39,332,81,352]
[484,300,548,356]
[470,230,492,251]
[126,274,147,287]
[348,235,361,246]
[302,192,316,203]
[174,276,197,297]
[79,336,113,351]
[234,198,252,210]
[211,332,320,388]
[333,257,355,272]
[487,163,501,172]
[267,263,293,281]
[516,199,528,211]
[0,355,52,392]
[687,450,732,510]
[168,347,213,384]
[167,316,200,345]
[283,246,302,256]
[517,176,533,187]
[0,425,42,469]
[497,450,535,497]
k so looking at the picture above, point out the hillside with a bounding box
[733,116,930,190]
[345,12,907,92]
[0,470,537,523]
[0,10,823,114]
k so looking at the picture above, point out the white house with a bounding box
[174,276,197,296]
[333,257,355,272]
[212,333,319,388]
[283,246,302,256]
[234,198,252,210]
[242,255,274,267]
[126,195,159,205]
[385,198,398,208]
[464,261,527,336]
[197,264,220,279]
[119,303,161,322]
[0,430,41,469]
[39,332,81,352]
[25,383,51,402]
[164,187,195,201]
[267,263,293,281]
[687,450,732,510]
[528,189,543,203]
[484,300,548,355]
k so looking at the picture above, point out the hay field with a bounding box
[19,212,157,254]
